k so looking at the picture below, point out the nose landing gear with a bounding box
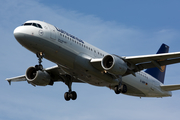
[35,52,45,71]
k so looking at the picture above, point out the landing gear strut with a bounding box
[35,52,45,71]
[62,75,77,101]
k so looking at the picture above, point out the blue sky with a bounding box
[1,0,180,120]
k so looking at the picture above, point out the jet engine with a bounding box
[26,67,51,86]
[101,55,128,75]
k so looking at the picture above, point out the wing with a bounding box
[6,65,83,85]
[124,52,180,72]
[6,75,26,85]
[160,84,180,91]
[90,52,180,75]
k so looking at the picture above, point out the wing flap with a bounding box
[160,84,180,91]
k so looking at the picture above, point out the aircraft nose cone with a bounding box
[14,27,24,40]
[13,26,27,45]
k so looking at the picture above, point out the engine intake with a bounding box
[26,67,51,86]
[101,55,127,75]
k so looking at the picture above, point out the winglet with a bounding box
[8,80,11,85]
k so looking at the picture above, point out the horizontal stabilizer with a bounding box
[160,84,180,91]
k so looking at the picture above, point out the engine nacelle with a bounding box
[101,55,127,75]
[26,67,51,86]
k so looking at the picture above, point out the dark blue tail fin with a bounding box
[145,44,169,83]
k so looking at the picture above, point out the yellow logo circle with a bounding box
[160,66,165,72]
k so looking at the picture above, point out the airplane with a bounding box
[6,20,180,101]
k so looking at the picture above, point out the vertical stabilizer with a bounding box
[145,44,169,83]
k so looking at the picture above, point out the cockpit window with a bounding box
[32,23,37,27]
[24,23,32,26]
[23,22,42,29]
[37,24,42,28]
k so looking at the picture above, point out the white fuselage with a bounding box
[14,20,172,97]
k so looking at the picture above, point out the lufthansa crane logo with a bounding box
[39,30,44,36]
[158,59,166,72]
[160,66,165,72]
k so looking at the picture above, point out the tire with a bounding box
[39,65,43,70]
[71,91,77,100]
[122,85,127,93]
[64,92,70,101]
[35,65,43,70]
[35,65,39,70]
[114,85,121,94]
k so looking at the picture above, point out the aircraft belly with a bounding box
[122,82,146,97]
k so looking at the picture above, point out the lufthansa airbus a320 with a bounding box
[6,20,180,101]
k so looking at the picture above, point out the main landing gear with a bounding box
[114,84,127,94]
[62,75,77,101]
[35,52,45,71]
[34,52,77,101]
[114,76,127,94]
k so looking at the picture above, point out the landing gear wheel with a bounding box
[122,85,127,93]
[35,64,43,71]
[114,85,127,94]
[114,85,121,94]
[71,91,77,100]
[64,91,77,101]
[64,92,70,101]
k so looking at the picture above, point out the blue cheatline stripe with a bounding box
[145,43,169,83]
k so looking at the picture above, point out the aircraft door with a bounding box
[48,25,56,40]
